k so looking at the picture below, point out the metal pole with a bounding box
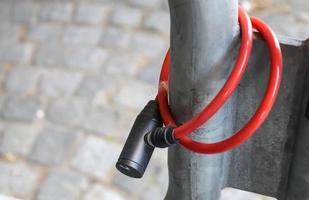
[165,0,238,199]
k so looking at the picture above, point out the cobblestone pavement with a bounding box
[0,0,307,200]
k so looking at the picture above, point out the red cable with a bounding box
[156,7,282,154]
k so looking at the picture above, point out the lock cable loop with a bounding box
[156,6,283,154]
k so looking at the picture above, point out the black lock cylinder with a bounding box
[116,100,162,178]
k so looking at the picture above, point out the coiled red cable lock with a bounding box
[156,6,282,154]
[116,6,282,179]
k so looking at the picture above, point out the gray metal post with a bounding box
[165,0,238,199]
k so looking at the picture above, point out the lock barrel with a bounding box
[116,100,162,178]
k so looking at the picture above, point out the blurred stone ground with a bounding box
[0,0,307,199]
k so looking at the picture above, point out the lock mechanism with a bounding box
[116,6,283,178]
[116,100,177,178]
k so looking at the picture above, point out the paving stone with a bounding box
[75,3,111,25]
[100,27,131,49]
[89,0,116,2]
[142,187,165,200]
[30,125,79,165]
[0,2,11,24]
[0,95,43,122]
[111,5,143,27]
[47,98,85,127]
[39,2,73,22]
[115,109,137,141]
[0,121,5,133]
[137,62,161,84]
[259,12,309,40]
[0,124,38,157]
[92,96,111,110]
[5,67,41,94]
[0,194,20,200]
[104,52,143,76]
[0,65,7,91]
[0,91,5,108]
[12,1,38,24]
[113,149,168,198]
[0,24,21,44]
[0,43,33,65]
[220,188,275,200]
[114,79,156,110]
[0,162,39,198]
[71,135,121,180]
[38,170,88,200]
[291,0,309,13]
[128,0,161,8]
[28,24,63,43]
[83,184,125,200]
[35,43,66,66]
[38,70,82,97]
[160,0,169,11]
[36,44,108,69]
[66,46,108,70]
[131,32,167,59]
[144,11,170,34]
[63,25,101,45]
[75,75,115,100]
[112,172,148,196]
[80,106,119,136]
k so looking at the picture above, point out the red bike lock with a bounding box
[116,6,282,178]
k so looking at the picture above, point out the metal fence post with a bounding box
[165,0,239,199]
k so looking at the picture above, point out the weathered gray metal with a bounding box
[165,0,309,199]
[285,40,309,199]
[166,0,239,199]
[227,37,308,199]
